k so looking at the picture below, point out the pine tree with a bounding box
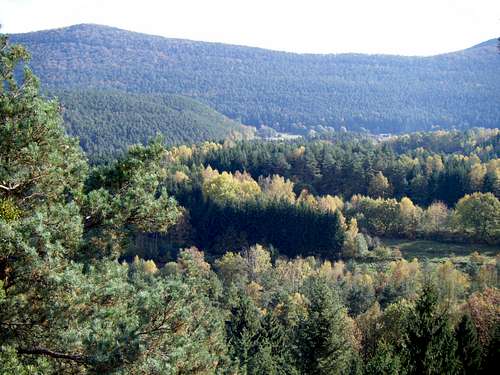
[249,340,277,375]
[250,311,299,375]
[226,288,262,374]
[0,35,225,373]
[455,314,482,375]
[404,284,460,375]
[365,341,402,375]
[297,277,354,375]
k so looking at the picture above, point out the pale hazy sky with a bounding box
[1,0,499,55]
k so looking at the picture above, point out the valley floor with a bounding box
[382,238,499,263]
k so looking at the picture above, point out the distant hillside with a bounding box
[54,89,252,161]
[10,24,500,134]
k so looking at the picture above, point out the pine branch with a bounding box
[18,347,88,364]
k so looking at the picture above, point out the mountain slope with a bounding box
[54,89,252,161]
[10,24,500,134]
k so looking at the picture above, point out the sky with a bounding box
[1,0,499,56]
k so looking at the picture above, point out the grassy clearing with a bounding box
[381,238,499,263]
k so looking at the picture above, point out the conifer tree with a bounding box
[364,341,402,375]
[297,277,354,375]
[0,35,225,373]
[455,314,482,375]
[250,310,299,375]
[226,288,262,374]
[404,284,460,375]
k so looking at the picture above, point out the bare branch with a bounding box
[0,183,20,191]
[18,347,88,364]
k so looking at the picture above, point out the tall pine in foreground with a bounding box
[0,35,226,373]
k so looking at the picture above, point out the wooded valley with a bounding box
[1,30,499,374]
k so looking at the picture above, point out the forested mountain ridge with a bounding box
[10,24,500,135]
[54,89,253,161]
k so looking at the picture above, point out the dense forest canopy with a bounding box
[56,89,254,162]
[179,130,500,204]
[148,130,499,259]
[10,24,500,137]
[1,34,499,374]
